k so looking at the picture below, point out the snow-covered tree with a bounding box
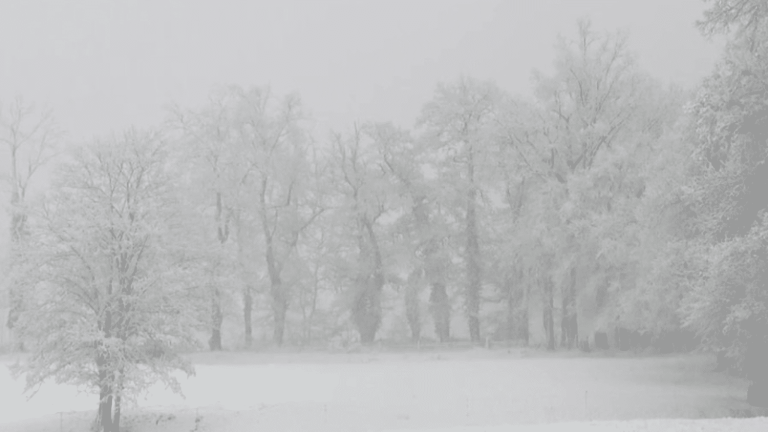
[10,129,201,432]
[418,76,503,343]
[677,0,768,404]
[1,97,62,348]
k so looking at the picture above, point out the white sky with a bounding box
[0,0,722,142]
[0,0,725,253]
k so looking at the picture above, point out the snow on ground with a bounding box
[1,350,765,432]
[0,359,338,423]
[389,418,768,431]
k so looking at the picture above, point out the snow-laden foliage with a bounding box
[673,0,768,378]
[9,130,202,431]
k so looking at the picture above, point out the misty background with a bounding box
[0,0,721,194]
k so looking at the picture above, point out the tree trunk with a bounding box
[210,190,228,352]
[560,266,579,349]
[272,291,288,346]
[430,282,451,343]
[243,285,253,348]
[258,176,290,347]
[521,307,529,344]
[209,327,222,351]
[305,265,320,345]
[504,274,520,342]
[112,369,124,432]
[235,215,253,349]
[94,283,116,431]
[209,288,223,351]
[466,187,482,344]
[523,280,530,345]
[560,293,567,348]
[351,219,384,345]
[357,298,379,345]
[543,275,556,351]
[352,274,383,345]
[95,390,114,432]
[264,236,289,346]
[94,352,114,432]
[506,292,516,342]
[405,278,421,343]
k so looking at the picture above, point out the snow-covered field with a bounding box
[1,349,765,431]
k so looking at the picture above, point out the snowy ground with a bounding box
[1,349,765,431]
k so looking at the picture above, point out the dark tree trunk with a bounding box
[408,196,431,344]
[209,289,223,351]
[265,236,288,347]
[112,370,124,432]
[504,274,527,342]
[405,280,421,343]
[95,390,114,432]
[430,282,451,342]
[258,176,291,348]
[209,328,222,351]
[352,275,383,345]
[560,294,567,348]
[522,281,530,345]
[113,400,121,432]
[466,187,482,344]
[505,278,516,342]
[560,266,579,349]
[272,291,288,346]
[263,224,289,347]
[244,285,253,348]
[210,191,229,352]
[748,379,768,408]
[543,275,556,351]
[351,219,384,345]
[357,300,380,345]
[94,284,117,431]
[521,307,529,344]
[302,266,321,345]
[235,215,253,349]
[359,324,377,345]
[94,352,114,432]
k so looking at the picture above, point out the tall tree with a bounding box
[488,95,546,345]
[1,97,61,349]
[678,0,768,404]
[515,20,663,349]
[230,86,322,346]
[371,122,449,343]
[171,89,243,350]
[10,130,199,432]
[174,85,321,347]
[330,124,397,344]
[418,77,502,344]
[290,147,334,345]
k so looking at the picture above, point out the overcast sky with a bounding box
[0,0,726,250]
[1,0,723,143]
[0,0,754,402]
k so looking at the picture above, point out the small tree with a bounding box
[1,97,61,349]
[10,129,200,432]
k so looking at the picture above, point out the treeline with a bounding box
[2,2,768,429]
